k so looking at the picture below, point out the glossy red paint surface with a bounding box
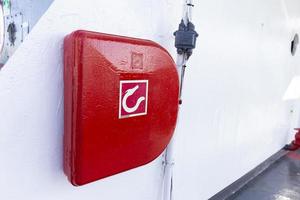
[64,30,179,186]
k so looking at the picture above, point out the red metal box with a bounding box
[64,30,179,186]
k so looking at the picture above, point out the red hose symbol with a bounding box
[122,85,145,113]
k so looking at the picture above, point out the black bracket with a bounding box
[174,19,198,59]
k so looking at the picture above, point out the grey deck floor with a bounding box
[231,149,300,200]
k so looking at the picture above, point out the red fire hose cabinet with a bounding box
[64,30,179,186]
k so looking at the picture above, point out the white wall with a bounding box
[11,0,54,27]
[174,0,300,199]
[0,0,299,200]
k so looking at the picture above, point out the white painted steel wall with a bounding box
[11,0,54,28]
[0,0,299,200]
[174,0,300,199]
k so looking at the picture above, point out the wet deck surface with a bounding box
[231,149,300,200]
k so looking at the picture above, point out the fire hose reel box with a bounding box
[64,30,179,186]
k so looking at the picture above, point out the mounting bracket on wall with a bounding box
[0,0,29,67]
[291,34,299,56]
